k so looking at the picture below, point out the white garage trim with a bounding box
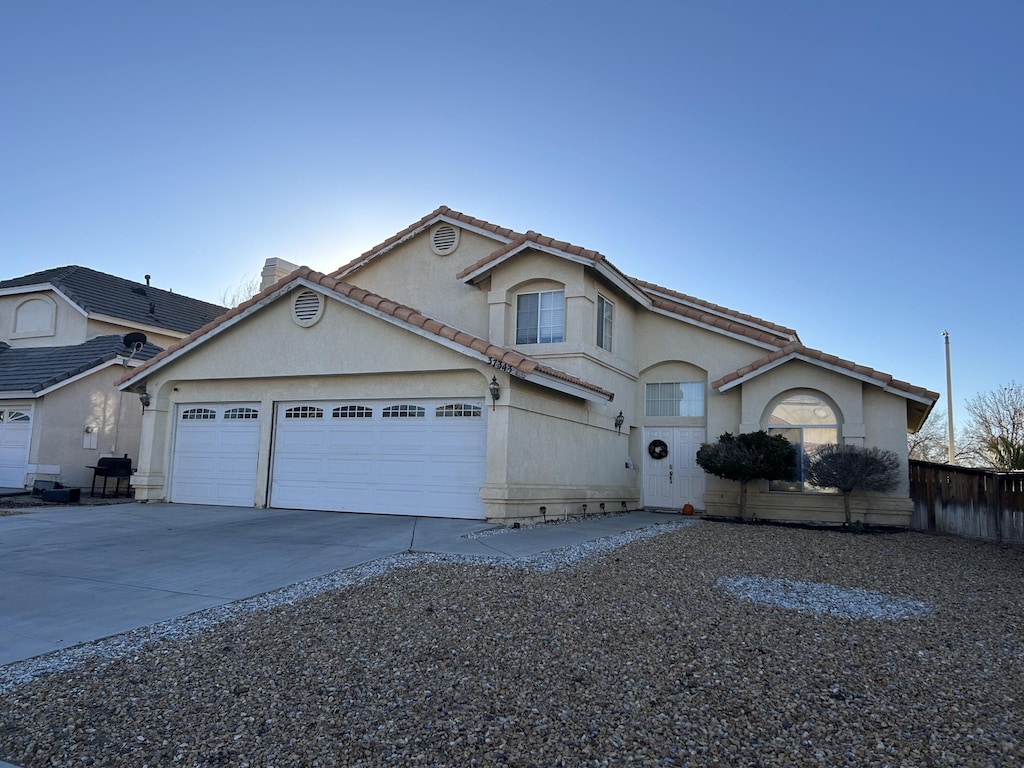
[0,405,33,488]
[270,398,487,519]
[169,403,261,507]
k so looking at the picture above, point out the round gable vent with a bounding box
[430,223,460,255]
[292,290,324,327]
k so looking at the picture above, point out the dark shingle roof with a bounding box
[0,266,227,335]
[0,335,162,394]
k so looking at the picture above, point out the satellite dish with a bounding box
[121,332,148,367]
[123,332,147,351]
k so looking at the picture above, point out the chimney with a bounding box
[261,257,301,290]
[145,274,151,286]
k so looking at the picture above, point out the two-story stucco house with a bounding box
[119,207,938,525]
[0,267,226,491]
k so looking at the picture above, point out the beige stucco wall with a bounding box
[340,227,498,338]
[481,379,638,522]
[0,291,88,347]
[25,366,144,490]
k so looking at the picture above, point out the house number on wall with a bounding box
[488,358,523,377]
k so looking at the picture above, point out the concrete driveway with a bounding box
[0,503,497,666]
[0,503,674,667]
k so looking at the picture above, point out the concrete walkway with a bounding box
[0,502,676,667]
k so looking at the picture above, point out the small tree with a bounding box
[804,444,901,526]
[696,431,797,519]
[963,381,1024,470]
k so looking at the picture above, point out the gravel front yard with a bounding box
[1,520,1021,767]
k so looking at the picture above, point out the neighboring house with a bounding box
[0,266,227,490]
[119,207,938,525]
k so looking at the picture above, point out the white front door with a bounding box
[642,427,706,510]
[170,404,261,506]
[0,407,33,488]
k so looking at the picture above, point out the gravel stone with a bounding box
[1,519,1022,767]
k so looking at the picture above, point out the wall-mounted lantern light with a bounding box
[139,391,151,410]
[489,376,500,410]
[614,410,625,434]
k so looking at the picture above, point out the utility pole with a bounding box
[943,330,955,464]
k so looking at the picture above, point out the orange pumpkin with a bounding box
[682,503,695,516]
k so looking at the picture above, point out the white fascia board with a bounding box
[33,358,149,398]
[649,305,782,353]
[460,241,648,308]
[0,390,39,400]
[337,214,515,279]
[715,353,937,406]
[592,263,651,307]
[521,371,613,403]
[0,285,89,318]
[117,284,289,391]
[88,313,191,339]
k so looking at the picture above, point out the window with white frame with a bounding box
[768,393,839,491]
[597,294,613,352]
[516,290,565,344]
[644,382,705,418]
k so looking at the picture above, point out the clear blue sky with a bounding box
[2,1,1020,427]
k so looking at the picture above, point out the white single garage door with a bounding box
[170,404,261,507]
[270,399,487,519]
[0,406,33,488]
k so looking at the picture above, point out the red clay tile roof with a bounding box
[455,230,640,289]
[118,268,614,401]
[633,279,798,341]
[331,206,521,278]
[711,342,940,402]
[334,206,798,350]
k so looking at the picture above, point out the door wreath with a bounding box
[647,439,669,460]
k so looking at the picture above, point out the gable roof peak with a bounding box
[0,264,227,335]
[119,268,614,403]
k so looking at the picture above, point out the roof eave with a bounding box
[336,211,516,280]
[0,390,40,400]
[715,352,940,407]
[119,283,291,390]
[460,241,651,308]
[649,306,784,353]
[0,284,90,319]
[89,313,192,339]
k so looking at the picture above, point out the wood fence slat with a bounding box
[909,460,1024,542]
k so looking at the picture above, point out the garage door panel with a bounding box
[170,404,260,507]
[324,458,375,479]
[270,399,485,519]
[0,408,33,488]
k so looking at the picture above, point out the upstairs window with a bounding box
[768,394,839,492]
[516,290,564,344]
[596,295,613,352]
[645,382,705,418]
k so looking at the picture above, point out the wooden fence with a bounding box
[909,460,1024,542]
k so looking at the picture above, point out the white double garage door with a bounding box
[170,399,487,519]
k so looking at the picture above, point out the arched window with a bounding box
[768,393,838,491]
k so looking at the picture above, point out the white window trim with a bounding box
[597,294,613,352]
[515,289,565,345]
